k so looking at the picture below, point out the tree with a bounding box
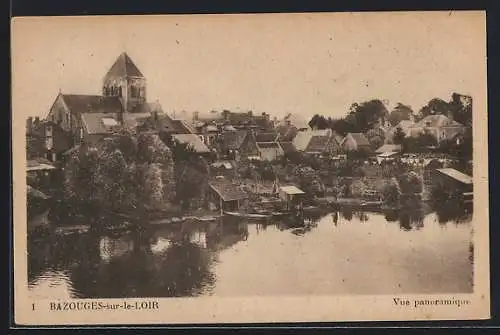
[62,129,176,218]
[347,99,389,133]
[381,177,401,206]
[393,126,406,145]
[308,114,329,130]
[449,93,473,126]
[397,171,423,195]
[388,103,414,126]
[417,98,450,120]
[365,127,386,150]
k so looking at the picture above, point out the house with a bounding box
[279,185,306,212]
[220,130,259,160]
[171,133,211,157]
[27,159,58,191]
[45,52,166,146]
[254,132,284,161]
[292,129,332,152]
[208,182,249,214]
[340,133,372,153]
[196,122,221,148]
[26,118,73,162]
[385,120,415,144]
[304,132,343,156]
[408,115,466,144]
[219,110,273,132]
[432,168,473,201]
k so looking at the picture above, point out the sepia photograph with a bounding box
[12,11,489,325]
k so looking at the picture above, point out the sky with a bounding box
[11,11,486,121]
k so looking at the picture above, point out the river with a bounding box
[27,206,473,299]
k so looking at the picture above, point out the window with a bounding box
[46,125,52,137]
[46,137,53,150]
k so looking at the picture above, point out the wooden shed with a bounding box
[279,185,306,212]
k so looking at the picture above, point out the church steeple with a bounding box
[102,52,147,113]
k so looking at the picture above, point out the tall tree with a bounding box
[388,103,414,126]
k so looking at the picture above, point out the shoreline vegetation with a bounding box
[27,93,473,236]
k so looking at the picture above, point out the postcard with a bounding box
[11,11,489,325]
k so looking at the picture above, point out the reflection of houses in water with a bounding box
[205,218,249,251]
[99,236,134,263]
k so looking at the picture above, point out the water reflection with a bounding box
[28,203,474,298]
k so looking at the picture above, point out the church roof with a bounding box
[61,94,123,115]
[104,52,144,78]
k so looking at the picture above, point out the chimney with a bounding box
[33,116,40,128]
[26,117,33,134]
[193,111,199,121]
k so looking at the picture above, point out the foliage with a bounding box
[396,171,423,195]
[388,103,414,127]
[63,130,176,216]
[381,177,401,206]
[392,126,406,145]
[417,93,472,126]
[308,99,388,135]
[401,132,438,153]
[365,127,386,149]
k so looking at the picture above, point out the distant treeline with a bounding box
[308,92,473,135]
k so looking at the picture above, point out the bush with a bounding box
[381,178,401,206]
[397,171,423,195]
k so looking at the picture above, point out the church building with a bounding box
[44,52,171,150]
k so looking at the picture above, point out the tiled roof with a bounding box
[375,144,402,154]
[292,129,331,151]
[209,182,248,202]
[257,142,281,149]
[61,94,123,115]
[104,52,144,78]
[221,130,249,150]
[255,132,278,143]
[348,133,371,147]
[305,135,331,153]
[167,119,193,134]
[416,115,463,128]
[172,134,210,153]
[81,113,119,134]
[436,168,473,185]
[280,185,305,195]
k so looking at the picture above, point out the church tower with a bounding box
[102,52,147,113]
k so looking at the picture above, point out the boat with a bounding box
[271,211,290,218]
[246,213,271,219]
[224,211,271,220]
[196,215,218,222]
[224,211,245,217]
[54,224,91,236]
